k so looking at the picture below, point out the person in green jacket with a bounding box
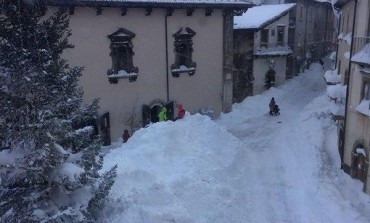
[158,107,167,121]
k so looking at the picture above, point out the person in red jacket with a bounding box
[176,103,185,120]
[122,129,130,143]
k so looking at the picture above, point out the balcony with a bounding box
[352,36,370,65]
[254,42,292,56]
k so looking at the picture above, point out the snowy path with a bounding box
[218,63,370,223]
[102,61,370,223]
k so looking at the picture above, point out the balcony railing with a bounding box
[254,42,292,56]
[352,36,370,56]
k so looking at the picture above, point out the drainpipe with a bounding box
[343,0,358,169]
[165,14,169,102]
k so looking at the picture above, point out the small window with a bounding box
[107,28,139,83]
[260,29,269,48]
[300,5,303,20]
[344,69,349,85]
[338,60,341,75]
[171,27,197,77]
[271,29,275,36]
[277,26,285,46]
[362,78,370,100]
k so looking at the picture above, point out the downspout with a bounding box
[165,14,169,102]
[342,0,358,169]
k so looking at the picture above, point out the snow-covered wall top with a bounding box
[234,3,295,30]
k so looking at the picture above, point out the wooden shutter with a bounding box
[100,112,111,146]
[142,104,150,127]
[166,101,174,121]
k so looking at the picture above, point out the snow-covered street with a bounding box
[101,62,370,223]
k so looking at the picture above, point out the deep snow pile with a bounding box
[101,114,246,222]
[101,62,370,223]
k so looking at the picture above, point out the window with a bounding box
[260,29,269,48]
[171,27,196,77]
[277,26,285,46]
[344,69,349,85]
[362,78,370,100]
[346,14,350,33]
[271,29,275,37]
[338,60,341,75]
[300,5,303,20]
[107,28,139,83]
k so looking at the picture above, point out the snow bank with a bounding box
[327,84,346,102]
[324,69,340,84]
[102,114,245,222]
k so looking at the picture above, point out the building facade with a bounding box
[285,0,334,76]
[335,0,370,195]
[48,0,251,144]
[233,4,295,101]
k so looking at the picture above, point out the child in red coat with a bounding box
[176,104,185,120]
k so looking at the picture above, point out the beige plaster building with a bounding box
[334,0,370,195]
[48,0,251,144]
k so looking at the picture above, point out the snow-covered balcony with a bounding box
[355,99,370,117]
[352,36,370,63]
[253,42,292,56]
[352,42,370,117]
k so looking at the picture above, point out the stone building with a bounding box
[233,3,295,101]
[47,0,251,144]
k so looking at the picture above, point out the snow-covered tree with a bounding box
[0,1,116,222]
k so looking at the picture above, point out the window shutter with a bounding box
[142,105,150,127]
[166,101,174,121]
[100,112,111,146]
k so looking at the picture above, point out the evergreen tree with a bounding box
[0,1,117,222]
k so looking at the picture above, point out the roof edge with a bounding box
[47,0,252,9]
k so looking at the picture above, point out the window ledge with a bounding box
[171,64,196,77]
[107,68,138,83]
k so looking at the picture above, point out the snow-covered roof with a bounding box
[234,3,296,30]
[48,0,253,8]
[352,43,370,66]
